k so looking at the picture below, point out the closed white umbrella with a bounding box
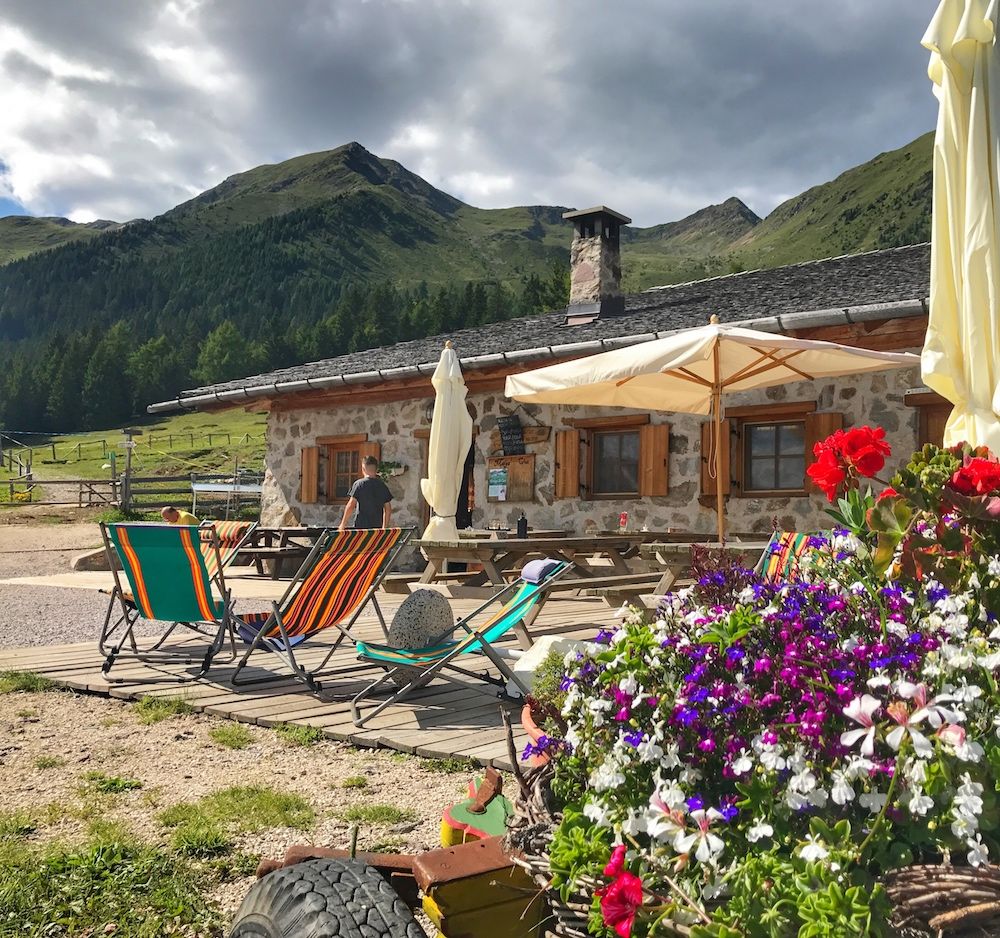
[421,342,474,541]
[505,319,918,540]
[921,0,1000,450]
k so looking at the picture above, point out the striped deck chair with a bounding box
[231,527,414,690]
[199,520,257,578]
[754,531,818,583]
[350,559,571,727]
[99,523,235,682]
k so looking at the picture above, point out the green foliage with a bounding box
[0,811,36,841]
[132,695,193,724]
[273,722,324,747]
[82,771,143,794]
[338,804,416,825]
[208,723,254,750]
[0,671,53,694]
[169,818,232,857]
[341,775,369,789]
[160,785,314,835]
[547,807,613,904]
[420,757,476,774]
[34,755,65,770]
[0,834,220,936]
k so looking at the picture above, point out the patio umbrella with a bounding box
[505,319,918,541]
[421,341,474,542]
[921,0,1000,450]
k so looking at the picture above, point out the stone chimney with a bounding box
[562,205,631,325]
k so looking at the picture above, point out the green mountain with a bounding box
[0,215,121,265]
[0,134,934,433]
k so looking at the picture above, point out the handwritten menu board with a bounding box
[486,454,535,502]
[496,414,526,455]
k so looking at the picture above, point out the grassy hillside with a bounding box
[0,216,120,265]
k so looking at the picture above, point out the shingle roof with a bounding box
[163,242,930,409]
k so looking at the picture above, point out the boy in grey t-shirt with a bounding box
[338,455,392,529]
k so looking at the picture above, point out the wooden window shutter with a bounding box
[554,429,580,499]
[804,412,844,491]
[700,420,731,497]
[639,423,670,497]
[300,446,320,504]
[358,441,381,463]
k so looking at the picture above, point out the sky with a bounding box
[0,0,939,228]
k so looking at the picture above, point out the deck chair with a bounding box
[231,527,414,690]
[754,531,819,583]
[199,520,257,578]
[99,523,236,682]
[350,558,571,727]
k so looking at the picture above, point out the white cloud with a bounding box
[0,0,937,226]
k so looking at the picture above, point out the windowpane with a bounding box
[749,459,775,491]
[777,456,805,489]
[778,424,805,456]
[748,425,775,456]
[592,429,640,495]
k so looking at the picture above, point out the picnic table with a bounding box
[639,540,770,593]
[235,526,327,579]
[413,534,649,588]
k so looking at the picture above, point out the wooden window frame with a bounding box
[590,427,642,499]
[740,420,809,497]
[905,390,951,448]
[314,434,377,504]
[725,402,816,499]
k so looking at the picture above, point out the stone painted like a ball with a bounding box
[387,589,455,650]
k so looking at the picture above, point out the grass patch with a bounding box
[366,837,406,854]
[0,834,220,936]
[160,785,314,836]
[82,771,143,794]
[205,851,260,882]
[132,695,193,724]
[338,804,416,825]
[209,723,253,750]
[34,755,65,770]
[16,708,38,719]
[170,818,232,858]
[341,775,368,789]
[273,722,323,747]
[422,757,476,774]
[0,811,36,841]
[0,671,53,694]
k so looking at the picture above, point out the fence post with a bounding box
[50,443,56,460]
[102,439,107,457]
[76,442,82,459]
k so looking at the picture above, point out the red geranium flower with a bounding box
[807,449,847,502]
[603,844,627,877]
[949,457,1000,496]
[840,426,891,478]
[875,487,898,503]
[598,871,644,938]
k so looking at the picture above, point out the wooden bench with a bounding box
[236,546,311,579]
[381,571,482,594]
[547,571,665,607]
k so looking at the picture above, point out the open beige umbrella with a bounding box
[921,0,1000,450]
[505,318,919,540]
[421,341,474,542]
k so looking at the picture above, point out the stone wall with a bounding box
[569,234,622,306]
[260,364,924,562]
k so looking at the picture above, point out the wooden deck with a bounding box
[0,594,608,771]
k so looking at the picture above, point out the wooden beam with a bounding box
[316,433,368,445]
[725,400,816,419]
[566,414,650,429]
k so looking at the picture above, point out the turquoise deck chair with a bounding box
[99,522,235,682]
[350,559,570,727]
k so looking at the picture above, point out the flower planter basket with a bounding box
[521,702,551,767]
[885,864,1000,936]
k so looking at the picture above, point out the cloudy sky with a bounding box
[0,0,939,228]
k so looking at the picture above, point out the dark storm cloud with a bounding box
[0,0,938,225]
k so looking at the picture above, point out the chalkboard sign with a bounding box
[496,414,525,455]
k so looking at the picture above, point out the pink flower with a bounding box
[598,869,643,938]
[937,723,966,748]
[841,694,881,756]
[603,844,627,878]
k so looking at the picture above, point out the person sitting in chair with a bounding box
[161,505,200,526]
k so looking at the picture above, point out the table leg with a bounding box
[480,558,508,588]
[654,566,680,594]
[606,549,632,575]
[418,558,442,584]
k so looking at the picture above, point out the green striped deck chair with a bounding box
[350,559,571,727]
[199,520,257,578]
[99,523,235,682]
[754,531,818,583]
[231,527,414,690]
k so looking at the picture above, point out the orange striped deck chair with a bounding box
[199,520,257,578]
[99,522,236,683]
[231,527,414,690]
[754,531,821,583]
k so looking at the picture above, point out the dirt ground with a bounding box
[0,687,472,926]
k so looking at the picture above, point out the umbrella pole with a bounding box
[713,342,725,543]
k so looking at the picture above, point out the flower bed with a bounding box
[536,439,1000,937]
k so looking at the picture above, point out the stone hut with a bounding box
[151,210,940,544]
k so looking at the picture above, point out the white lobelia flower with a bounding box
[618,673,639,696]
[646,792,686,842]
[661,742,681,770]
[673,808,725,864]
[636,735,664,764]
[859,791,888,814]
[830,769,855,805]
[904,789,934,817]
[987,556,1000,577]
[841,695,882,757]
[799,834,829,862]
[589,757,625,792]
[730,749,753,776]
[583,800,611,827]
[746,819,773,843]
[866,674,891,690]
[621,808,647,837]
[953,774,985,823]
[968,834,990,867]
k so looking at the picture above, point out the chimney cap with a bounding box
[562,205,631,225]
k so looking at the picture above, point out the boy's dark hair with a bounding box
[362,455,379,469]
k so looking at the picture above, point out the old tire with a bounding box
[230,858,424,938]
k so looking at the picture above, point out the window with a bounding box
[905,390,951,448]
[327,444,360,500]
[592,429,640,495]
[298,434,380,505]
[743,422,806,493]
